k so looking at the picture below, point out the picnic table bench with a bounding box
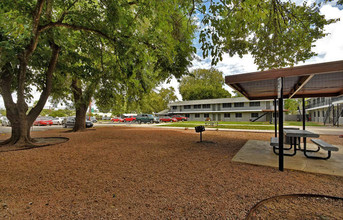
[205,121,218,127]
[270,137,296,156]
[309,139,339,160]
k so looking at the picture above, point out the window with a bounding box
[195,113,200,118]
[251,113,258,118]
[322,111,324,117]
[172,106,177,110]
[184,105,191,109]
[224,113,230,118]
[194,104,201,109]
[249,102,260,107]
[314,112,316,117]
[234,102,244,107]
[223,103,232,108]
[185,114,190,117]
[235,113,242,118]
[202,104,210,108]
[204,113,209,118]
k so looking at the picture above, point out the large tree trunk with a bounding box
[73,103,88,132]
[71,78,87,132]
[0,43,60,148]
[71,77,99,132]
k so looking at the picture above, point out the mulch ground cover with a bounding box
[0,127,342,219]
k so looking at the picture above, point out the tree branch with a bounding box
[0,63,16,117]
[38,22,116,42]
[27,43,61,123]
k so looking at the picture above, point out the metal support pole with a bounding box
[302,97,306,130]
[200,132,202,142]
[278,78,284,171]
[302,97,306,150]
[274,99,277,138]
[333,105,335,126]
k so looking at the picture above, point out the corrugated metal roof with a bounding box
[225,60,343,100]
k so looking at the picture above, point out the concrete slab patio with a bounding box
[232,140,343,177]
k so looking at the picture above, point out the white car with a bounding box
[52,117,64,125]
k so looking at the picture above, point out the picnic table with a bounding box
[284,129,338,159]
[205,121,218,127]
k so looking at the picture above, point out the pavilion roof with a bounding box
[225,60,343,100]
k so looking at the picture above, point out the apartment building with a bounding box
[165,97,275,122]
[306,96,343,125]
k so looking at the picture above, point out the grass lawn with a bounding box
[159,120,323,130]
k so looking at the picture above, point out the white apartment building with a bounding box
[306,96,343,125]
[165,97,276,122]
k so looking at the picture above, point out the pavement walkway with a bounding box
[232,140,343,177]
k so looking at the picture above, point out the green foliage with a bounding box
[284,98,308,115]
[139,87,178,113]
[45,0,197,117]
[38,108,74,117]
[199,0,336,69]
[179,68,231,101]
[0,109,6,116]
[96,87,178,115]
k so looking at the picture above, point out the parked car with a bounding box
[136,114,155,124]
[1,116,11,126]
[153,116,160,123]
[159,116,177,122]
[52,117,64,125]
[33,117,53,126]
[124,116,136,122]
[87,116,97,123]
[111,117,124,123]
[64,117,93,128]
[171,115,188,121]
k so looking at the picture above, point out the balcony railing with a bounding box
[306,96,343,109]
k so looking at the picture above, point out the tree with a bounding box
[199,0,336,70]
[0,0,335,147]
[0,0,197,145]
[96,87,178,115]
[59,1,196,131]
[179,68,231,100]
[139,87,178,113]
[284,98,309,115]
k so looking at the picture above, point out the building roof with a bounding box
[168,97,268,106]
[225,60,343,100]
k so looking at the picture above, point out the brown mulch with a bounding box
[247,194,343,219]
[0,127,342,219]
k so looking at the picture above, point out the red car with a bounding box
[159,116,178,122]
[171,115,188,121]
[111,117,124,122]
[33,117,53,126]
[124,116,136,122]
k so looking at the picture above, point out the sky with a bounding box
[1,1,343,109]
[161,0,343,100]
